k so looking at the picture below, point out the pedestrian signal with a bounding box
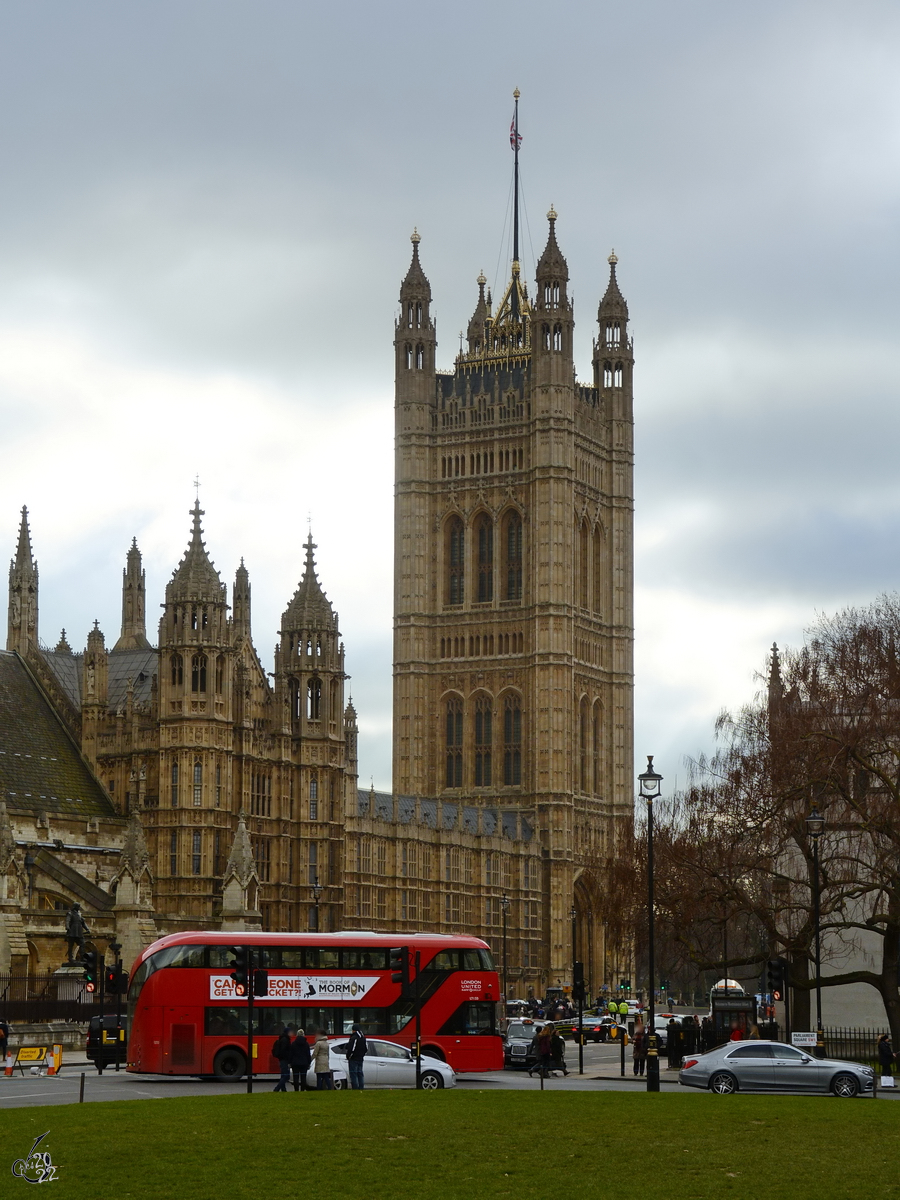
[83,950,99,993]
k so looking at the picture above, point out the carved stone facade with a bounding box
[392,216,635,982]
[0,209,635,998]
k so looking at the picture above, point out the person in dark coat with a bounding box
[272,1025,293,1091]
[289,1026,312,1091]
[666,1019,680,1069]
[346,1024,368,1089]
[877,1034,895,1080]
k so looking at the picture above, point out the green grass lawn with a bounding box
[6,1089,899,1199]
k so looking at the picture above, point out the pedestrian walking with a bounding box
[313,1030,333,1090]
[272,1025,293,1091]
[536,1023,554,1078]
[877,1034,896,1086]
[346,1024,368,1090]
[632,1020,647,1076]
[550,1026,569,1076]
[289,1026,312,1091]
[0,1017,9,1063]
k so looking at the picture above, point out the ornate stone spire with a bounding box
[166,500,226,604]
[400,228,431,302]
[54,629,72,653]
[121,810,150,875]
[114,538,152,651]
[220,811,261,931]
[224,811,257,886]
[7,506,38,653]
[465,270,489,356]
[233,558,251,638]
[535,205,569,284]
[768,642,784,710]
[598,249,628,324]
[281,534,337,633]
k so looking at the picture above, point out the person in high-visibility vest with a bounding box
[617,1000,629,1023]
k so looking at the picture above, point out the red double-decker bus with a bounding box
[126,930,502,1079]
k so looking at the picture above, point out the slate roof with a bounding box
[0,651,116,817]
[41,647,156,711]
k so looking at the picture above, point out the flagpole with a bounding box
[513,87,520,267]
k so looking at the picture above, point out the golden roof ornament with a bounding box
[608,249,618,265]
[411,228,421,245]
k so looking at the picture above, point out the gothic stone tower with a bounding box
[392,215,634,982]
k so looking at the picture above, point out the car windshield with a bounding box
[506,1023,534,1039]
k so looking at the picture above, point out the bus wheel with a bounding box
[421,1045,445,1062]
[212,1047,247,1081]
[420,1071,444,1089]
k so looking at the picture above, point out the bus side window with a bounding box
[438,1001,497,1036]
[281,949,304,968]
[428,951,459,971]
[461,951,482,970]
[208,947,233,969]
[259,948,282,969]
[342,949,388,970]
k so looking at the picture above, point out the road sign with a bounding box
[791,1032,817,1046]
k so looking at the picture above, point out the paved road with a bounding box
[1,1042,892,1107]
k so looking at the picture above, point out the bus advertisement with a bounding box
[126,931,503,1079]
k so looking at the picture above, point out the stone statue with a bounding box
[64,903,91,964]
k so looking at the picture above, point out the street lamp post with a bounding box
[500,894,510,1003]
[312,875,323,932]
[639,755,663,1093]
[806,807,825,1058]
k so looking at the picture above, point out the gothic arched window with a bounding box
[170,653,183,686]
[474,695,492,787]
[308,677,321,721]
[593,526,605,617]
[579,698,589,793]
[193,761,202,807]
[553,324,562,351]
[445,697,463,788]
[447,517,465,605]
[503,693,522,786]
[504,510,523,601]
[593,701,602,796]
[415,343,424,369]
[614,362,623,387]
[215,654,225,694]
[475,514,493,603]
[171,761,179,807]
[603,362,613,388]
[191,654,207,693]
[580,521,590,609]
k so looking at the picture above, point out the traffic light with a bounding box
[660,980,669,993]
[572,961,585,1005]
[83,950,99,993]
[253,969,269,997]
[229,947,249,996]
[619,979,631,993]
[767,957,786,1000]
[104,964,127,995]
[389,946,410,997]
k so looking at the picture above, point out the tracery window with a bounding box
[476,515,493,603]
[503,693,522,786]
[474,695,492,787]
[447,518,465,605]
[307,677,321,720]
[504,511,523,601]
[170,653,183,686]
[191,653,207,693]
[193,761,202,806]
[445,697,463,788]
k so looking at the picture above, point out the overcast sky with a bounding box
[1,0,898,792]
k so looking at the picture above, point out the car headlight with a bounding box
[861,1067,874,1076]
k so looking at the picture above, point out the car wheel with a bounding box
[708,1071,738,1095]
[420,1070,444,1090]
[831,1072,859,1098]
[333,1077,345,1090]
[212,1047,246,1081]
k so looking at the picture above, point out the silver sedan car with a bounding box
[679,1040,874,1097]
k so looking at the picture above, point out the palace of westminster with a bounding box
[0,196,635,996]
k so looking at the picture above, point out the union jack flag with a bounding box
[510,118,521,151]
